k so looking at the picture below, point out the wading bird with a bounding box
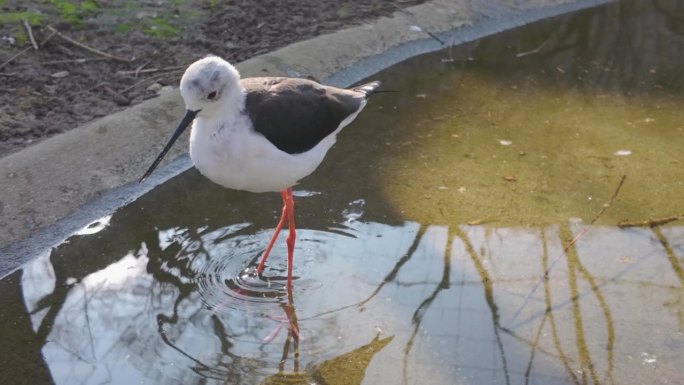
[140,56,380,288]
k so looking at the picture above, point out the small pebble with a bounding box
[51,71,69,78]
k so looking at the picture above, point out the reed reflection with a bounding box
[13,215,684,385]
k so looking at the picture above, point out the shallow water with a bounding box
[2,1,684,384]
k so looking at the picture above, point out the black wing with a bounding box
[242,77,366,154]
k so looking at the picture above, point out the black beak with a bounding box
[139,109,200,183]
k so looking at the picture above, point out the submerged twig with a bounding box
[618,215,682,228]
[516,45,544,58]
[589,174,626,225]
[47,26,129,62]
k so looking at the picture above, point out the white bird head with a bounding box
[180,55,244,116]
[140,55,244,182]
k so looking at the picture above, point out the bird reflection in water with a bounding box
[10,211,684,385]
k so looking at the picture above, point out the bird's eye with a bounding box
[207,90,218,100]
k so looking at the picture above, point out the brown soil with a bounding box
[0,0,425,157]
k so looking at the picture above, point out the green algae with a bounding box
[333,17,684,228]
[374,72,683,227]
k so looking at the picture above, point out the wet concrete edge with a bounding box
[0,0,614,277]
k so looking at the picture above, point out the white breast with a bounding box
[189,115,336,193]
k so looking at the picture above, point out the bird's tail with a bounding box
[352,81,382,97]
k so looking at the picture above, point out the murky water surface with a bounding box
[3,1,684,384]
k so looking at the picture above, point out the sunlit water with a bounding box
[2,1,684,384]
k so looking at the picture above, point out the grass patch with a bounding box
[115,23,132,34]
[144,17,180,38]
[48,0,100,27]
[2,1,188,40]
[0,11,45,25]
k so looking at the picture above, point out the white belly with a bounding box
[189,116,335,193]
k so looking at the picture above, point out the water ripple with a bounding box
[194,234,292,314]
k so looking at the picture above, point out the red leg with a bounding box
[256,190,289,274]
[284,187,296,289]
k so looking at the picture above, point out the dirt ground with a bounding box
[0,0,425,157]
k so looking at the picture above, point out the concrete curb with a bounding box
[0,0,612,276]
